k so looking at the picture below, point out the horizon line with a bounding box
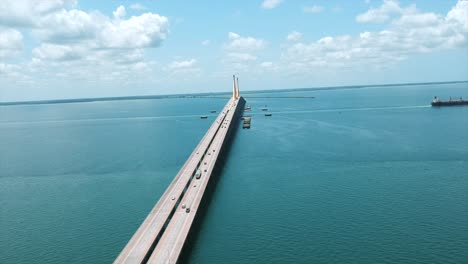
[1,80,467,106]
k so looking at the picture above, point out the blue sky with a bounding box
[0,0,467,101]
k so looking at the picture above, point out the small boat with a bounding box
[261,108,268,111]
[210,110,216,113]
[242,115,251,129]
[265,113,272,117]
[200,115,208,119]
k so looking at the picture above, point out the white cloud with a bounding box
[99,12,169,49]
[113,5,126,19]
[7,4,169,76]
[356,0,413,23]
[447,0,468,31]
[223,32,265,71]
[32,43,82,61]
[259,61,279,72]
[225,32,265,51]
[165,58,200,76]
[35,8,169,50]
[0,1,170,90]
[0,2,169,60]
[261,0,283,10]
[228,32,239,39]
[0,63,20,76]
[287,31,302,42]
[0,0,76,27]
[201,40,211,46]
[303,5,324,14]
[34,9,99,44]
[168,59,197,70]
[284,0,468,72]
[394,12,440,27]
[260,61,273,67]
[0,28,23,59]
[129,3,146,11]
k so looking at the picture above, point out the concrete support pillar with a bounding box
[232,75,237,99]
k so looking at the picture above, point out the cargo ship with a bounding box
[431,96,468,107]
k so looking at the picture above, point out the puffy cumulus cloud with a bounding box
[23,48,155,88]
[113,5,126,19]
[0,1,169,89]
[1,2,168,59]
[32,43,83,61]
[35,9,99,44]
[225,32,265,52]
[35,7,168,50]
[390,1,467,49]
[283,0,468,72]
[0,62,30,83]
[261,0,283,9]
[447,0,468,31]
[0,28,23,58]
[166,58,200,75]
[394,12,441,27]
[287,31,302,42]
[223,32,266,71]
[0,0,76,27]
[284,36,356,70]
[356,0,412,23]
[100,13,168,49]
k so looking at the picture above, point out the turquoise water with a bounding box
[1,83,467,263]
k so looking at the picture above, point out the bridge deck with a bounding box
[114,97,244,264]
[147,99,240,263]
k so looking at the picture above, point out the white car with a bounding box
[195,169,202,179]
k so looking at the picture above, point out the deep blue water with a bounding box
[1,83,467,263]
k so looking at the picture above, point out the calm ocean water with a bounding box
[1,83,467,264]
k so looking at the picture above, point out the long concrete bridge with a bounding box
[114,76,246,264]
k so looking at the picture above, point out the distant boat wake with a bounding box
[262,105,431,115]
[1,105,431,125]
[0,114,210,126]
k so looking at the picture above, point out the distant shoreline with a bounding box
[1,80,467,106]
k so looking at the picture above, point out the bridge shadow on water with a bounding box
[178,104,245,264]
